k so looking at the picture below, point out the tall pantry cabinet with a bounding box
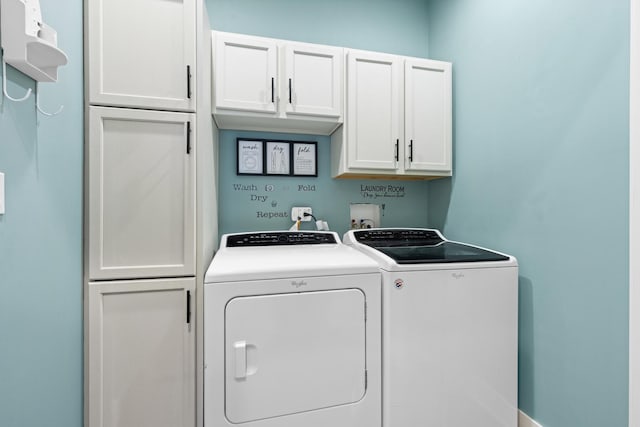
[84,1,218,427]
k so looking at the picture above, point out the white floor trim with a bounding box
[630,0,640,426]
[519,410,543,427]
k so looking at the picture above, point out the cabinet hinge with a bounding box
[186,290,191,324]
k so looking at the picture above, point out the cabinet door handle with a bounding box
[186,65,192,99]
[186,121,192,154]
[288,78,292,104]
[186,290,191,324]
[395,139,399,161]
[409,140,414,162]
[271,77,275,103]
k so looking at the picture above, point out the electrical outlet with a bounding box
[291,207,312,222]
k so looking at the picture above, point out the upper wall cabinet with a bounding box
[212,31,343,135]
[283,42,343,118]
[341,50,402,172]
[87,0,197,112]
[213,32,277,114]
[404,58,452,174]
[331,50,452,179]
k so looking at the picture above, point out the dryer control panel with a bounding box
[226,231,338,247]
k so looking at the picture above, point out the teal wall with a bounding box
[0,1,631,426]
[206,0,434,236]
[426,1,629,426]
[218,131,429,236]
[0,0,83,426]
[207,0,430,57]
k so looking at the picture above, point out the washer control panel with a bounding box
[226,231,338,247]
[353,229,443,247]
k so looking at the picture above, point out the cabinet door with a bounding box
[284,43,343,118]
[88,107,195,280]
[347,50,401,170]
[404,59,452,173]
[87,0,196,111]
[214,32,278,114]
[225,290,366,423]
[88,279,195,427]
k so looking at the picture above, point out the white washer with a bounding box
[204,231,382,427]
[343,228,518,427]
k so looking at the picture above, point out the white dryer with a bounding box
[204,231,382,427]
[343,228,518,427]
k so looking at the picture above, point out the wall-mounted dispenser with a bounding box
[1,0,68,82]
[1,0,67,115]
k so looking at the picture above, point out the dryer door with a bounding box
[225,288,366,423]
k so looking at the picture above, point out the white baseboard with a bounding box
[519,410,543,427]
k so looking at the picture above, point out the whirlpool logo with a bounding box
[291,280,308,288]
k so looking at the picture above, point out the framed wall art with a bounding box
[237,139,264,175]
[292,141,317,177]
[265,140,291,176]
[235,138,318,177]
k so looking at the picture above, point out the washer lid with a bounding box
[344,228,511,265]
[371,241,509,264]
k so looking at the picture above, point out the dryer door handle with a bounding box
[234,341,247,379]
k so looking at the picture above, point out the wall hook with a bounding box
[35,82,63,116]
[2,56,32,102]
